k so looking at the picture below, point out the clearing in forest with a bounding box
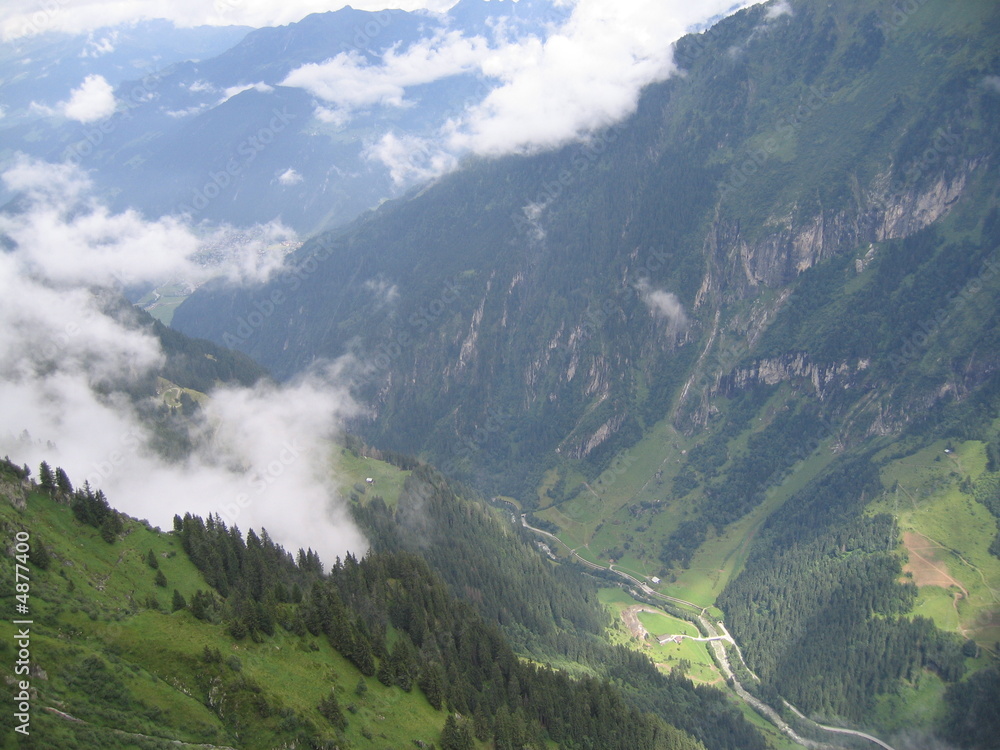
[902,531,966,592]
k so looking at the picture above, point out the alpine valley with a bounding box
[2,0,1000,749]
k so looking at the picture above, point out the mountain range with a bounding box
[0,0,573,233]
[173,0,1000,744]
[2,0,1000,748]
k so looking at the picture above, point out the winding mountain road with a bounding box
[518,512,898,750]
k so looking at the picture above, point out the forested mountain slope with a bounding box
[175,0,1000,497]
[0,453,765,750]
[171,0,1000,744]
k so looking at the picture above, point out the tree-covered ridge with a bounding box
[347,460,766,750]
[149,0,1000,744]
[716,449,974,728]
[354,463,607,640]
[1,455,742,750]
[178,510,704,750]
[106,295,269,395]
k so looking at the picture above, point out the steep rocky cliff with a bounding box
[174,0,1000,497]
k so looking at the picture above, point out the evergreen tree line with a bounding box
[34,460,125,544]
[972,470,1000,558]
[718,455,967,724]
[173,459,764,750]
[661,402,824,568]
[7,453,764,750]
[175,509,704,750]
[351,463,766,750]
[353,464,607,639]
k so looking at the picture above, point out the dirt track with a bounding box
[902,531,967,594]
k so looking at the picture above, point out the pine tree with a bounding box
[441,713,474,750]
[100,515,120,544]
[31,539,51,570]
[154,569,167,588]
[419,661,445,710]
[318,690,348,731]
[493,704,514,750]
[377,655,395,687]
[473,703,491,742]
[351,625,376,676]
[38,461,54,492]
[54,467,73,495]
[146,549,159,569]
[171,589,187,612]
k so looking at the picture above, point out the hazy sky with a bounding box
[4,0,754,164]
[3,0,456,38]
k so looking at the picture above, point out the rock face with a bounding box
[1,478,27,510]
[706,167,973,294]
[172,0,999,492]
[717,354,870,399]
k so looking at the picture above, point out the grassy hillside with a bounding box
[0,465,449,749]
[872,437,1000,652]
[2,453,754,750]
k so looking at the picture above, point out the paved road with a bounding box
[517,512,898,750]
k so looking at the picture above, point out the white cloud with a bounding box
[314,105,353,128]
[636,279,689,335]
[765,0,793,20]
[363,277,400,306]
[80,30,117,57]
[219,81,274,105]
[0,156,289,288]
[61,74,117,123]
[0,157,366,563]
[277,167,303,186]
[345,0,752,181]
[27,101,57,117]
[448,0,752,156]
[282,30,489,119]
[8,0,751,186]
[1,1,456,41]
[520,201,548,243]
[165,104,208,118]
[364,132,458,186]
